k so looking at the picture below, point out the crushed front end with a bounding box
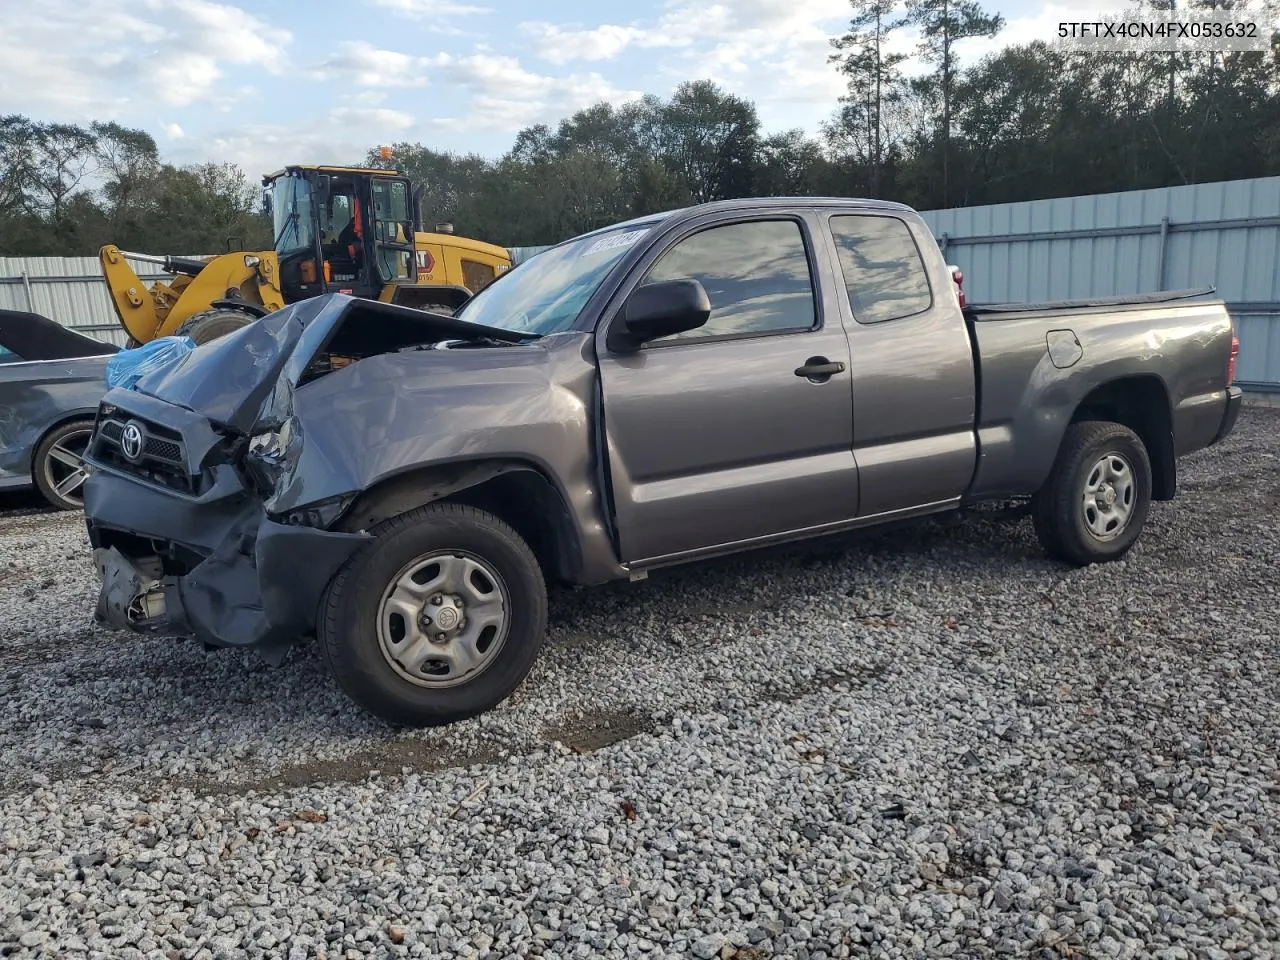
[80,296,372,663]
[81,293,543,663]
[83,388,369,663]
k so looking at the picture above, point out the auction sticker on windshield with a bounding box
[583,229,647,257]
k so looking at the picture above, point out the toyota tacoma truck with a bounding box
[81,198,1243,726]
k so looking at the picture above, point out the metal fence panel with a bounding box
[0,255,179,348]
[8,182,1280,389]
[508,245,552,266]
[920,177,1280,390]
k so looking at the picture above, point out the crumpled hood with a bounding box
[130,294,532,435]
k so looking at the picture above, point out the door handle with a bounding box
[794,356,846,382]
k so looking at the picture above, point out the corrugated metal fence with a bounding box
[0,248,548,348]
[8,178,1280,389]
[919,177,1280,391]
[0,255,172,348]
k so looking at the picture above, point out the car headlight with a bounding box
[248,418,294,463]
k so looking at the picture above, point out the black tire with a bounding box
[175,307,254,344]
[32,418,95,511]
[318,502,548,726]
[1031,420,1152,566]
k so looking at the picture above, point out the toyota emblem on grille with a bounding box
[120,421,146,462]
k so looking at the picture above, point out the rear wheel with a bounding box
[33,419,95,511]
[1032,420,1152,566]
[318,502,547,726]
[175,307,254,344]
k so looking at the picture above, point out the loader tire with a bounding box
[176,307,254,345]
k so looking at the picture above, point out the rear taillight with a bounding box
[948,264,966,308]
[1227,332,1239,385]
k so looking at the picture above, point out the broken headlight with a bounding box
[244,418,297,493]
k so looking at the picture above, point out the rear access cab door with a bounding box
[594,208,860,566]
[817,210,977,517]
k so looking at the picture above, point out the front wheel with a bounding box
[1032,420,1152,566]
[318,503,548,726]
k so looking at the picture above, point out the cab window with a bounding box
[829,215,933,324]
[642,219,817,343]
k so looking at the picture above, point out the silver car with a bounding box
[0,309,117,510]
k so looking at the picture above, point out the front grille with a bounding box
[93,409,193,492]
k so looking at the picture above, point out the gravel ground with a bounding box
[1,405,1278,960]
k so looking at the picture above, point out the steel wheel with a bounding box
[38,425,93,509]
[1081,452,1135,541]
[376,551,511,688]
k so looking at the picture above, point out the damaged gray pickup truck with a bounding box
[82,197,1243,726]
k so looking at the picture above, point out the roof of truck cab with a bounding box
[576,196,918,239]
[262,164,403,181]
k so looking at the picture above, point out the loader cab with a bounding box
[264,165,416,303]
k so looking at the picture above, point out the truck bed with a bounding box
[967,287,1217,319]
[965,290,1236,501]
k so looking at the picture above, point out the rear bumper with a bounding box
[1211,385,1244,446]
[85,467,369,663]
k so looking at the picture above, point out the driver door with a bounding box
[596,213,859,566]
[370,178,414,285]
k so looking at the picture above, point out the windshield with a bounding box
[455,224,654,335]
[271,174,316,256]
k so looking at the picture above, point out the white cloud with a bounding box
[190,106,416,179]
[328,106,417,131]
[311,42,643,134]
[162,123,187,140]
[518,0,851,130]
[0,0,292,117]
[368,0,489,16]
[419,52,643,131]
[313,41,431,87]
[523,21,686,64]
[958,0,1134,62]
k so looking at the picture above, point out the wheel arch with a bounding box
[331,458,584,584]
[1069,374,1176,500]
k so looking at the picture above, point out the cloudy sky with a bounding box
[1,0,1125,176]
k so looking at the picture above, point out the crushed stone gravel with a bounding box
[1,405,1278,959]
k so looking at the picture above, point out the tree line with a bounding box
[2,0,1278,255]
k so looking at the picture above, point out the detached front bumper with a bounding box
[85,467,369,664]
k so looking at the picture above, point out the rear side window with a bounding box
[643,219,816,342]
[829,215,932,324]
[0,343,21,363]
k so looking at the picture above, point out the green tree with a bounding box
[905,0,1004,205]
[654,81,761,203]
[829,0,909,196]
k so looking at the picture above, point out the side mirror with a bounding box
[606,278,711,353]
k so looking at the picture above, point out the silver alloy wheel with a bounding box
[1081,451,1135,541]
[376,551,510,688]
[42,428,93,507]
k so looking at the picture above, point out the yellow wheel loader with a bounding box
[101,164,512,346]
